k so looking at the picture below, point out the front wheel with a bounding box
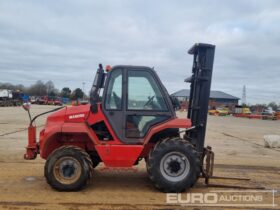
[44,146,93,191]
[147,138,200,192]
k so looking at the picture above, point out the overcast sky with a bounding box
[0,0,279,104]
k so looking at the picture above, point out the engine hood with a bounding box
[46,107,67,124]
[64,104,91,123]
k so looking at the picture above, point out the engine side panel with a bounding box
[95,145,143,167]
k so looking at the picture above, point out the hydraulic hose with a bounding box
[30,106,65,126]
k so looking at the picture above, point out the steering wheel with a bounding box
[113,92,121,109]
[143,95,155,108]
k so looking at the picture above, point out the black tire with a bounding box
[147,138,200,192]
[89,152,101,168]
[44,146,93,191]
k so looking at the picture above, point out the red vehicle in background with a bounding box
[47,98,54,105]
[37,96,49,105]
[54,97,63,106]
[34,96,63,106]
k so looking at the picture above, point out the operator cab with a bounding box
[90,65,175,143]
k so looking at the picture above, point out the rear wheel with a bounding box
[147,138,200,192]
[44,146,93,191]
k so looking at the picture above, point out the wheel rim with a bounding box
[53,156,82,185]
[160,151,190,182]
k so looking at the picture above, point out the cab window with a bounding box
[105,69,122,110]
[127,70,167,111]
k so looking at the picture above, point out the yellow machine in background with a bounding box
[234,106,252,115]
[208,107,230,116]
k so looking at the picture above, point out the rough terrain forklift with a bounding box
[23,43,215,192]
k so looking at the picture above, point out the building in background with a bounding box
[171,89,239,110]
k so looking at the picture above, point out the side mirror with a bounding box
[22,102,31,111]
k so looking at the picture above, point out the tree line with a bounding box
[250,102,280,112]
[1,81,279,108]
[0,80,85,100]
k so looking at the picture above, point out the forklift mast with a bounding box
[185,43,215,154]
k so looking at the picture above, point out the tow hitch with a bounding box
[22,102,65,160]
[24,125,38,160]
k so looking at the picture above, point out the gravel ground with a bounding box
[0,105,279,210]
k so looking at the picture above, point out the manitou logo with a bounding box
[69,113,85,119]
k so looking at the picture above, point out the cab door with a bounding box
[123,69,172,143]
[102,66,174,144]
[102,68,124,140]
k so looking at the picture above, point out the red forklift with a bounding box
[23,43,216,192]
